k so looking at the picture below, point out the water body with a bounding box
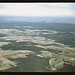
[56,64,75,72]
[2,54,50,72]
[2,54,75,72]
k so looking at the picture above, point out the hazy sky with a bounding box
[0,3,75,16]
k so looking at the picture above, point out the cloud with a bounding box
[0,3,75,16]
[0,3,5,8]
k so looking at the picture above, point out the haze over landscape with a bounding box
[0,3,75,72]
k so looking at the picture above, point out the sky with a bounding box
[0,3,75,17]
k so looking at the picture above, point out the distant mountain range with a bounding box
[0,16,75,24]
